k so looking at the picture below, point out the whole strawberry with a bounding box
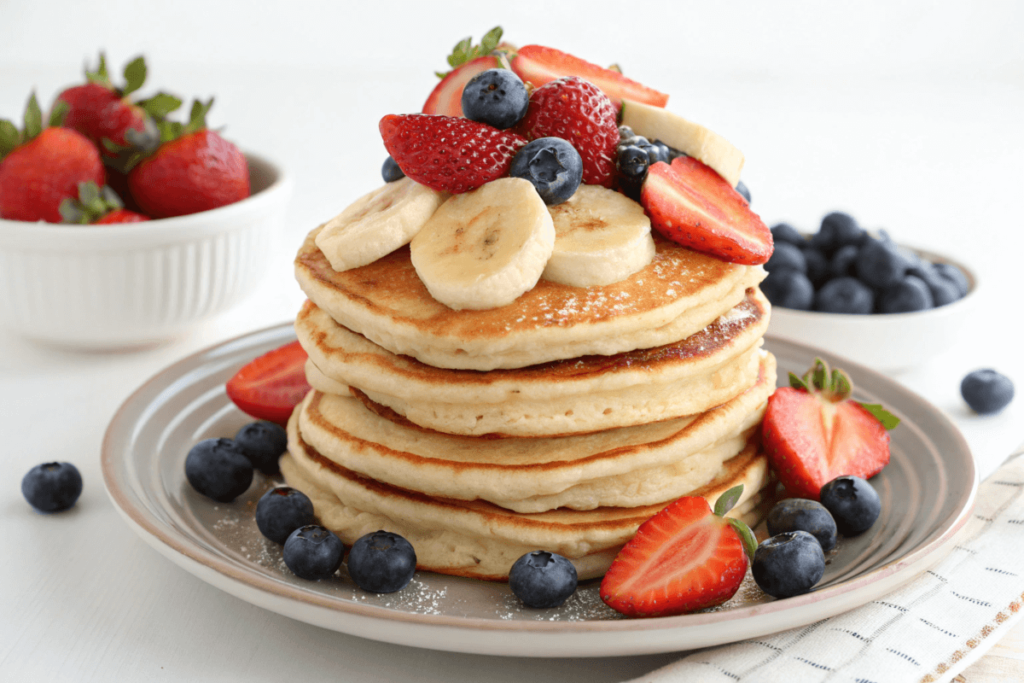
[59,181,149,224]
[127,100,249,218]
[380,114,526,194]
[423,26,507,117]
[514,76,619,188]
[0,94,105,223]
[55,54,182,173]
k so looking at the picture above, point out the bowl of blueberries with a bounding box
[763,212,977,373]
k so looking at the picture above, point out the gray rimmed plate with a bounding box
[101,324,977,658]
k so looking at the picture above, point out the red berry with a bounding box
[56,83,158,163]
[514,77,619,188]
[379,114,526,194]
[94,208,150,224]
[423,55,500,117]
[226,341,311,426]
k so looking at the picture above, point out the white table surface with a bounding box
[2,2,1023,680]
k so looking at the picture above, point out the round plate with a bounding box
[102,324,977,658]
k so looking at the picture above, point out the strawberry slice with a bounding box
[226,340,310,426]
[423,55,500,117]
[762,358,900,501]
[511,45,669,108]
[601,486,757,618]
[380,114,526,194]
[641,156,772,265]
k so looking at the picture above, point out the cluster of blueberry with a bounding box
[752,475,880,598]
[763,213,970,314]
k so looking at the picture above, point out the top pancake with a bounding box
[296,226,766,370]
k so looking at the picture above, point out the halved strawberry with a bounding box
[601,486,757,618]
[423,55,500,117]
[511,45,668,109]
[641,156,772,265]
[226,340,310,426]
[762,358,900,501]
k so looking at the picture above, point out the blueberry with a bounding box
[735,180,751,204]
[510,137,583,206]
[802,247,830,287]
[617,125,635,141]
[509,550,578,608]
[908,261,961,306]
[765,242,806,273]
[649,140,672,165]
[877,275,934,313]
[811,212,865,255]
[933,262,970,298]
[283,525,344,580]
[616,145,650,179]
[770,222,806,247]
[255,486,316,544]
[761,268,814,310]
[961,369,1014,414]
[347,530,417,593]
[752,531,825,598]
[815,277,874,314]
[184,438,253,502]
[21,462,83,512]
[767,499,837,552]
[819,476,881,536]
[234,421,287,475]
[829,244,860,280]
[855,237,910,290]
[461,69,529,130]
[381,156,405,183]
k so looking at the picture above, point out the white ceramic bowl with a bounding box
[767,246,979,373]
[0,153,292,349]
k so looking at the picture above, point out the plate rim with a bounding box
[101,322,978,647]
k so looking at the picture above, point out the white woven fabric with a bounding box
[625,454,1024,683]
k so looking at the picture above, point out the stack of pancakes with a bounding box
[282,227,777,580]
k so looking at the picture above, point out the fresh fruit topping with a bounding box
[760,269,814,310]
[641,156,772,265]
[509,137,583,205]
[255,486,316,544]
[509,551,578,608]
[461,68,530,130]
[346,530,417,593]
[315,177,447,272]
[234,420,288,475]
[600,485,757,618]
[380,114,526,194]
[58,180,148,224]
[510,45,668,108]
[184,438,254,502]
[21,462,83,513]
[226,340,311,426]
[615,145,650,201]
[542,184,655,287]
[961,369,1015,415]
[434,26,507,80]
[815,277,874,314]
[423,55,501,118]
[127,100,249,218]
[381,155,405,183]
[620,99,744,187]
[283,525,344,580]
[752,530,825,598]
[819,476,881,536]
[0,94,105,223]
[410,178,554,310]
[762,358,899,500]
[515,76,619,188]
[766,498,838,552]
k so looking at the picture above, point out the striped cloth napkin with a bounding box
[625,450,1024,683]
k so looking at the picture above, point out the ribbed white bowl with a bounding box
[0,154,291,349]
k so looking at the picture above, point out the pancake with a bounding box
[295,227,767,370]
[295,352,776,513]
[296,288,770,436]
[282,415,771,580]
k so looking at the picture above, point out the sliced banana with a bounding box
[620,99,745,187]
[410,178,555,311]
[314,177,447,272]
[542,185,655,288]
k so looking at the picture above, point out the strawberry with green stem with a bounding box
[423,26,512,117]
[59,181,149,224]
[0,94,105,223]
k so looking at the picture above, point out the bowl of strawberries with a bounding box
[0,55,291,349]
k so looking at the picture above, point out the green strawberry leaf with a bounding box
[437,26,505,78]
[713,484,744,517]
[58,198,85,224]
[858,402,901,430]
[60,181,123,224]
[157,119,183,143]
[479,26,503,55]
[809,358,830,392]
[788,371,812,393]
[138,92,183,119]
[86,53,111,86]
[184,98,213,134]
[23,93,43,141]
[121,56,147,97]
[0,120,20,158]
[726,518,758,560]
[48,100,69,128]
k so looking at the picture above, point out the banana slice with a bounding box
[314,177,447,272]
[410,178,555,311]
[620,99,744,187]
[542,185,656,288]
